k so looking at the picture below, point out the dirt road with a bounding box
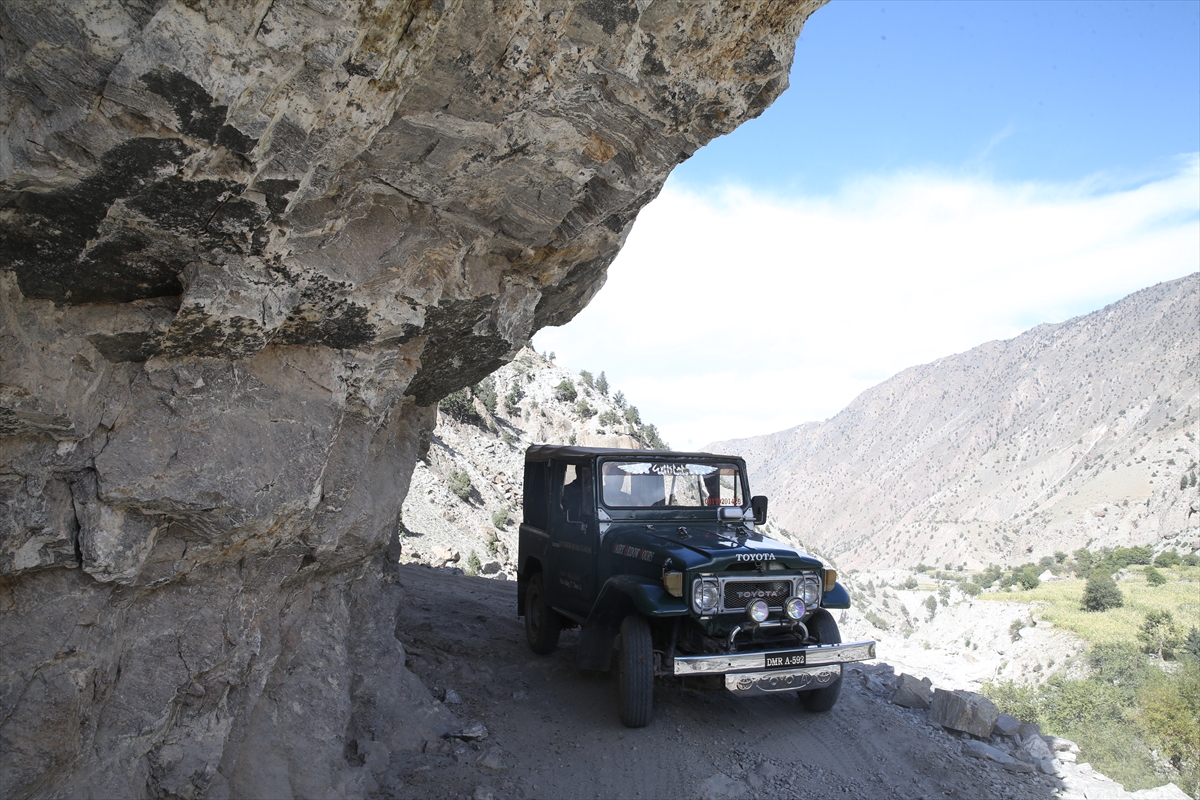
[379,565,1062,800]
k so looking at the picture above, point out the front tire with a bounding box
[799,609,843,712]
[524,572,562,654]
[618,615,654,728]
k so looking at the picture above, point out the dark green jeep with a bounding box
[517,445,876,727]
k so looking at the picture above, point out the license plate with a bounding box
[765,652,806,669]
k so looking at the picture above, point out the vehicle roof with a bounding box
[524,444,744,463]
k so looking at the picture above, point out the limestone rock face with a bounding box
[0,0,822,796]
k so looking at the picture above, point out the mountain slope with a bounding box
[710,274,1200,571]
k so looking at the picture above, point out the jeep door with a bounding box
[547,460,598,616]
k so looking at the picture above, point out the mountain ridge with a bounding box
[709,274,1200,571]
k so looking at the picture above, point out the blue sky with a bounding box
[534,0,1200,450]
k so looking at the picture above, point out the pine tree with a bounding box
[596,371,609,396]
[1081,574,1123,612]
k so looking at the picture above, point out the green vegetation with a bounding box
[924,594,938,621]
[554,380,577,402]
[596,371,608,396]
[465,550,481,576]
[438,387,476,422]
[448,469,472,503]
[1144,566,1167,586]
[473,377,497,416]
[504,383,524,415]
[1082,574,1124,611]
[598,410,621,427]
[612,390,626,409]
[574,400,596,419]
[579,369,594,388]
[491,508,509,529]
[486,534,500,557]
[903,576,918,590]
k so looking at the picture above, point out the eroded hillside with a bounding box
[713,275,1200,571]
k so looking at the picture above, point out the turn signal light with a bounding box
[663,571,683,597]
[824,569,838,592]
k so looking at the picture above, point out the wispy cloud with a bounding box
[533,156,1200,449]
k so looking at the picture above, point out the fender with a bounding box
[574,574,688,672]
[822,580,851,609]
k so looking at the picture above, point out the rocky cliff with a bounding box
[712,275,1200,572]
[0,1,823,796]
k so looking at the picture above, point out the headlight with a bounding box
[784,597,806,620]
[800,574,821,605]
[746,599,769,623]
[692,577,719,614]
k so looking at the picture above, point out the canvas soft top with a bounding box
[523,444,743,463]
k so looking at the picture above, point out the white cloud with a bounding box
[533,155,1200,450]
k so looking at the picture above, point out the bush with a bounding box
[1153,550,1182,568]
[504,384,524,415]
[903,576,918,590]
[598,410,620,427]
[1136,661,1200,797]
[1081,574,1123,611]
[574,400,596,419]
[465,550,481,576]
[863,611,889,630]
[1144,566,1166,586]
[978,564,1003,587]
[1015,564,1041,591]
[487,534,500,557]
[491,508,509,529]
[1188,628,1200,661]
[960,580,982,597]
[439,388,477,422]
[473,377,497,415]
[448,469,472,503]
[554,380,577,402]
[579,370,593,388]
[624,405,641,426]
[924,594,938,621]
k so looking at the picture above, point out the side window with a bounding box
[523,461,548,530]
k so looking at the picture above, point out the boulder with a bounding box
[930,689,1000,738]
[992,713,1021,737]
[1131,784,1192,800]
[891,673,933,709]
[1017,722,1042,742]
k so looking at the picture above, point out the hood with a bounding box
[604,522,824,572]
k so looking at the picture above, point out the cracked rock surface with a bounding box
[0,0,823,796]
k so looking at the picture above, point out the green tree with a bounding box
[612,390,626,409]
[473,376,497,416]
[596,371,609,396]
[1185,627,1200,661]
[1015,564,1041,590]
[465,550,481,576]
[554,380,577,402]
[1138,610,1179,660]
[598,410,620,427]
[579,369,594,388]
[1143,566,1166,586]
[1136,661,1200,797]
[924,594,938,621]
[638,423,666,450]
[1081,574,1123,611]
[903,576,918,590]
[1153,550,1182,569]
[448,469,472,503]
[574,400,596,419]
[505,383,524,415]
[491,508,509,528]
[960,580,982,597]
[938,585,951,606]
[624,405,641,426]
[439,387,477,422]
[1072,547,1095,575]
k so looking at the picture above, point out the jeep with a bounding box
[517,445,876,727]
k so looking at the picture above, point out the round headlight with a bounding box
[784,596,806,620]
[746,599,769,623]
[801,575,821,605]
[692,578,719,613]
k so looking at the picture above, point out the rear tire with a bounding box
[618,615,654,728]
[524,572,562,654]
[799,609,844,712]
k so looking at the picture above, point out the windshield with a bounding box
[601,461,744,508]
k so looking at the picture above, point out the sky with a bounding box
[532,0,1200,451]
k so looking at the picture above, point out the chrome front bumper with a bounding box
[673,640,876,677]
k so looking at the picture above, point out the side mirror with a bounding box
[717,506,743,521]
[751,496,768,525]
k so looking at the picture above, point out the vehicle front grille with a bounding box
[721,579,793,610]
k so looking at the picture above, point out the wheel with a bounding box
[524,572,562,654]
[799,609,844,712]
[618,614,654,728]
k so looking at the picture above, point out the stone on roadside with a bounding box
[963,740,1015,765]
[1017,722,1042,742]
[481,561,501,575]
[891,673,933,709]
[930,689,1000,738]
[443,688,462,704]
[992,713,1021,737]
[1131,784,1191,799]
[1044,735,1080,754]
[1022,734,1054,763]
[444,722,488,741]
[476,746,506,770]
[698,772,749,800]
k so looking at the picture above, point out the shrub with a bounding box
[579,370,593,388]
[960,580,982,597]
[903,576,918,590]
[1185,553,1200,567]
[486,534,500,557]
[1144,566,1166,586]
[863,611,889,630]
[1015,564,1041,591]
[574,400,596,419]
[1081,574,1123,611]
[465,550,481,576]
[1136,661,1200,797]
[924,594,938,621]
[439,388,477,422]
[554,380,577,402]
[505,384,524,414]
[448,469,472,503]
[598,410,620,427]
[1153,550,1182,568]
[473,377,497,415]
[491,508,509,529]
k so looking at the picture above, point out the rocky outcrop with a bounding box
[0,1,823,796]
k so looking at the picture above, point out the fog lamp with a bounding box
[746,599,770,623]
[784,596,806,620]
